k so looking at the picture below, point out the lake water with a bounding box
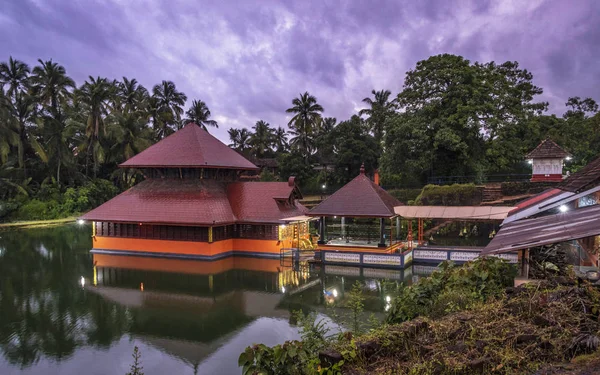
[0,225,435,375]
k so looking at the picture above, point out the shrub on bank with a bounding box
[386,188,422,204]
[501,181,558,196]
[2,179,119,222]
[414,183,482,206]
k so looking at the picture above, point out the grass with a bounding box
[0,217,78,230]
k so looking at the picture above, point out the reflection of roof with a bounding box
[81,179,305,225]
[81,179,236,225]
[228,182,307,223]
[526,138,570,159]
[559,155,600,193]
[309,171,402,218]
[394,206,515,220]
[120,123,258,170]
[482,204,600,255]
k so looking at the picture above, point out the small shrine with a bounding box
[526,138,571,182]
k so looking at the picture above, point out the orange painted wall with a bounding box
[92,236,281,256]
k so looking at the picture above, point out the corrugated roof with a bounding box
[482,204,600,255]
[559,155,600,193]
[227,182,307,224]
[394,206,515,220]
[309,169,402,218]
[80,179,236,225]
[120,123,258,170]
[526,138,570,159]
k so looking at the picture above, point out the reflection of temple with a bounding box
[89,254,316,368]
[81,123,306,259]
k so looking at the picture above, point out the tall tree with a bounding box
[184,99,218,131]
[286,92,324,159]
[249,120,274,158]
[315,117,336,163]
[116,77,148,115]
[30,59,75,114]
[228,128,251,153]
[76,76,114,178]
[359,89,395,144]
[152,80,187,137]
[0,57,33,174]
[273,126,288,153]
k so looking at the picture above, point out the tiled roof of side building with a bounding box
[120,123,259,170]
[526,138,571,159]
[559,155,600,193]
[309,167,403,218]
[80,179,236,225]
[227,182,307,224]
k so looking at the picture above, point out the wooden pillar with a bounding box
[208,227,213,243]
[418,218,424,245]
[407,220,413,250]
[396,217,400,241]
[523,248,530,278]
[378,218,386,247]
[341,217,346,241]
[92,221,96,237]
[318,217,326,244]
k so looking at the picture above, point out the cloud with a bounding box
[1,0,599,142]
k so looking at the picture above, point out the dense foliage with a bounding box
[414,184,482,206]
[2,53,599,221]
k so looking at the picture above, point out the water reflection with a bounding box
[0,225,436,375]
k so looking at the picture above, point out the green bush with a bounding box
[386,257,517,324]
[414,183,482,206]
[8,179,119,221]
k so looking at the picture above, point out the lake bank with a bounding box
[0,217,77,230]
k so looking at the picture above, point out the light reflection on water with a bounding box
[0,225,435,375]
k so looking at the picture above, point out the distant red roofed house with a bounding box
[80,123,305,259]
[526,138,571,182]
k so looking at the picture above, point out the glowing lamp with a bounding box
[77,219,85,225]
[559,205,568,213]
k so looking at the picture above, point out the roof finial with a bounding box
[360,162,365,175]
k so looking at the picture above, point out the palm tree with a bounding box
[250,120,274,158]
[184,99,218,131]
[76,76,114,177]
[0,57,30,99]
[151,80,187,137]
[0,90,18,164]
[316,117,336,163]
[30,59,75,114]
[286,92,324,159]
[228,128,251,153]
[0,57,33,175]
[273,126,288,153]
[359,89,396,144]
[116,77,149,114]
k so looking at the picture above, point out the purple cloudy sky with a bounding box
[1,0,599,141]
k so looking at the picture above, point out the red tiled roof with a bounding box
[80,179,236,225]
[81,179,306,225]
[526,138,570,159]
[120,123,258,170]
[309,171,403,218]
[227,182,307,224]
[559,155,600,193]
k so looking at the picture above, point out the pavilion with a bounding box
[80,123,307,260]
[308,164,403,251]
[526,138,571,182]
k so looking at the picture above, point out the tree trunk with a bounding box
[56,157,61,187]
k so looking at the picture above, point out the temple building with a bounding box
[526,138,571,182]
[80,123,306,259]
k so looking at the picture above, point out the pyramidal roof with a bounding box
[309,165,403,218]
[120,123,258,170]
[526,138,571,159]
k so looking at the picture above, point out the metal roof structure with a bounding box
[482,204,600,255]
[394,205,515,220]
[120,123,259,170]
[559,155,600,193]
[308,165,402,218]
[526,138,571,159]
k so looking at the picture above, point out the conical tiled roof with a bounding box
[526,138,570,159]
[309,166,402,218]
[120,123,258,170]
